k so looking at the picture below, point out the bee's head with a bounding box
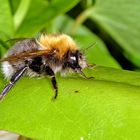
[63,50,87,71]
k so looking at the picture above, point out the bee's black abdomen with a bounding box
[29,57,43,73]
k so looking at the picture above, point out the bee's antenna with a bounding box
[82,42,97,54]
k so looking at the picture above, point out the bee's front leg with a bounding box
[87,64,96,69]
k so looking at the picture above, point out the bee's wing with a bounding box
[6,38,34,45]
[0,50,51,63]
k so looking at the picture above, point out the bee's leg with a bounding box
[0,66,29,101]
[45,66,58,99]
[76,64,96,79]
[77,68,94,79]
[87,64,96,69]
[51,76,58,99]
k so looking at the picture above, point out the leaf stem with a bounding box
[0,39,9,50]
[13,0,31,30]
[71,6,93,35]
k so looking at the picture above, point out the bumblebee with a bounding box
[0,33,94,100]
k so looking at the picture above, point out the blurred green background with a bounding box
[1,0,140,70]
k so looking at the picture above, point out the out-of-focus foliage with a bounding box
[1,0,140,68]
[87,0,140,68]
[0,0,120,68]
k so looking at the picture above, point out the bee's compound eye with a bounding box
[69,56,77,66]
[68,55,81,69]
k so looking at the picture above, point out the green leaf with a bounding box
[48,15,121,68]
[15,0,80,36]
[0,0,14,39]
[0,66,140,140]
[86,0,140,67]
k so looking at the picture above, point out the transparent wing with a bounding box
[6,38,34,46]
[0,50,51,63]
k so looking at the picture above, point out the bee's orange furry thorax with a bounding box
[37,34,79,58]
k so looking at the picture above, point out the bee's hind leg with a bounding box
[0,65,29,101]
